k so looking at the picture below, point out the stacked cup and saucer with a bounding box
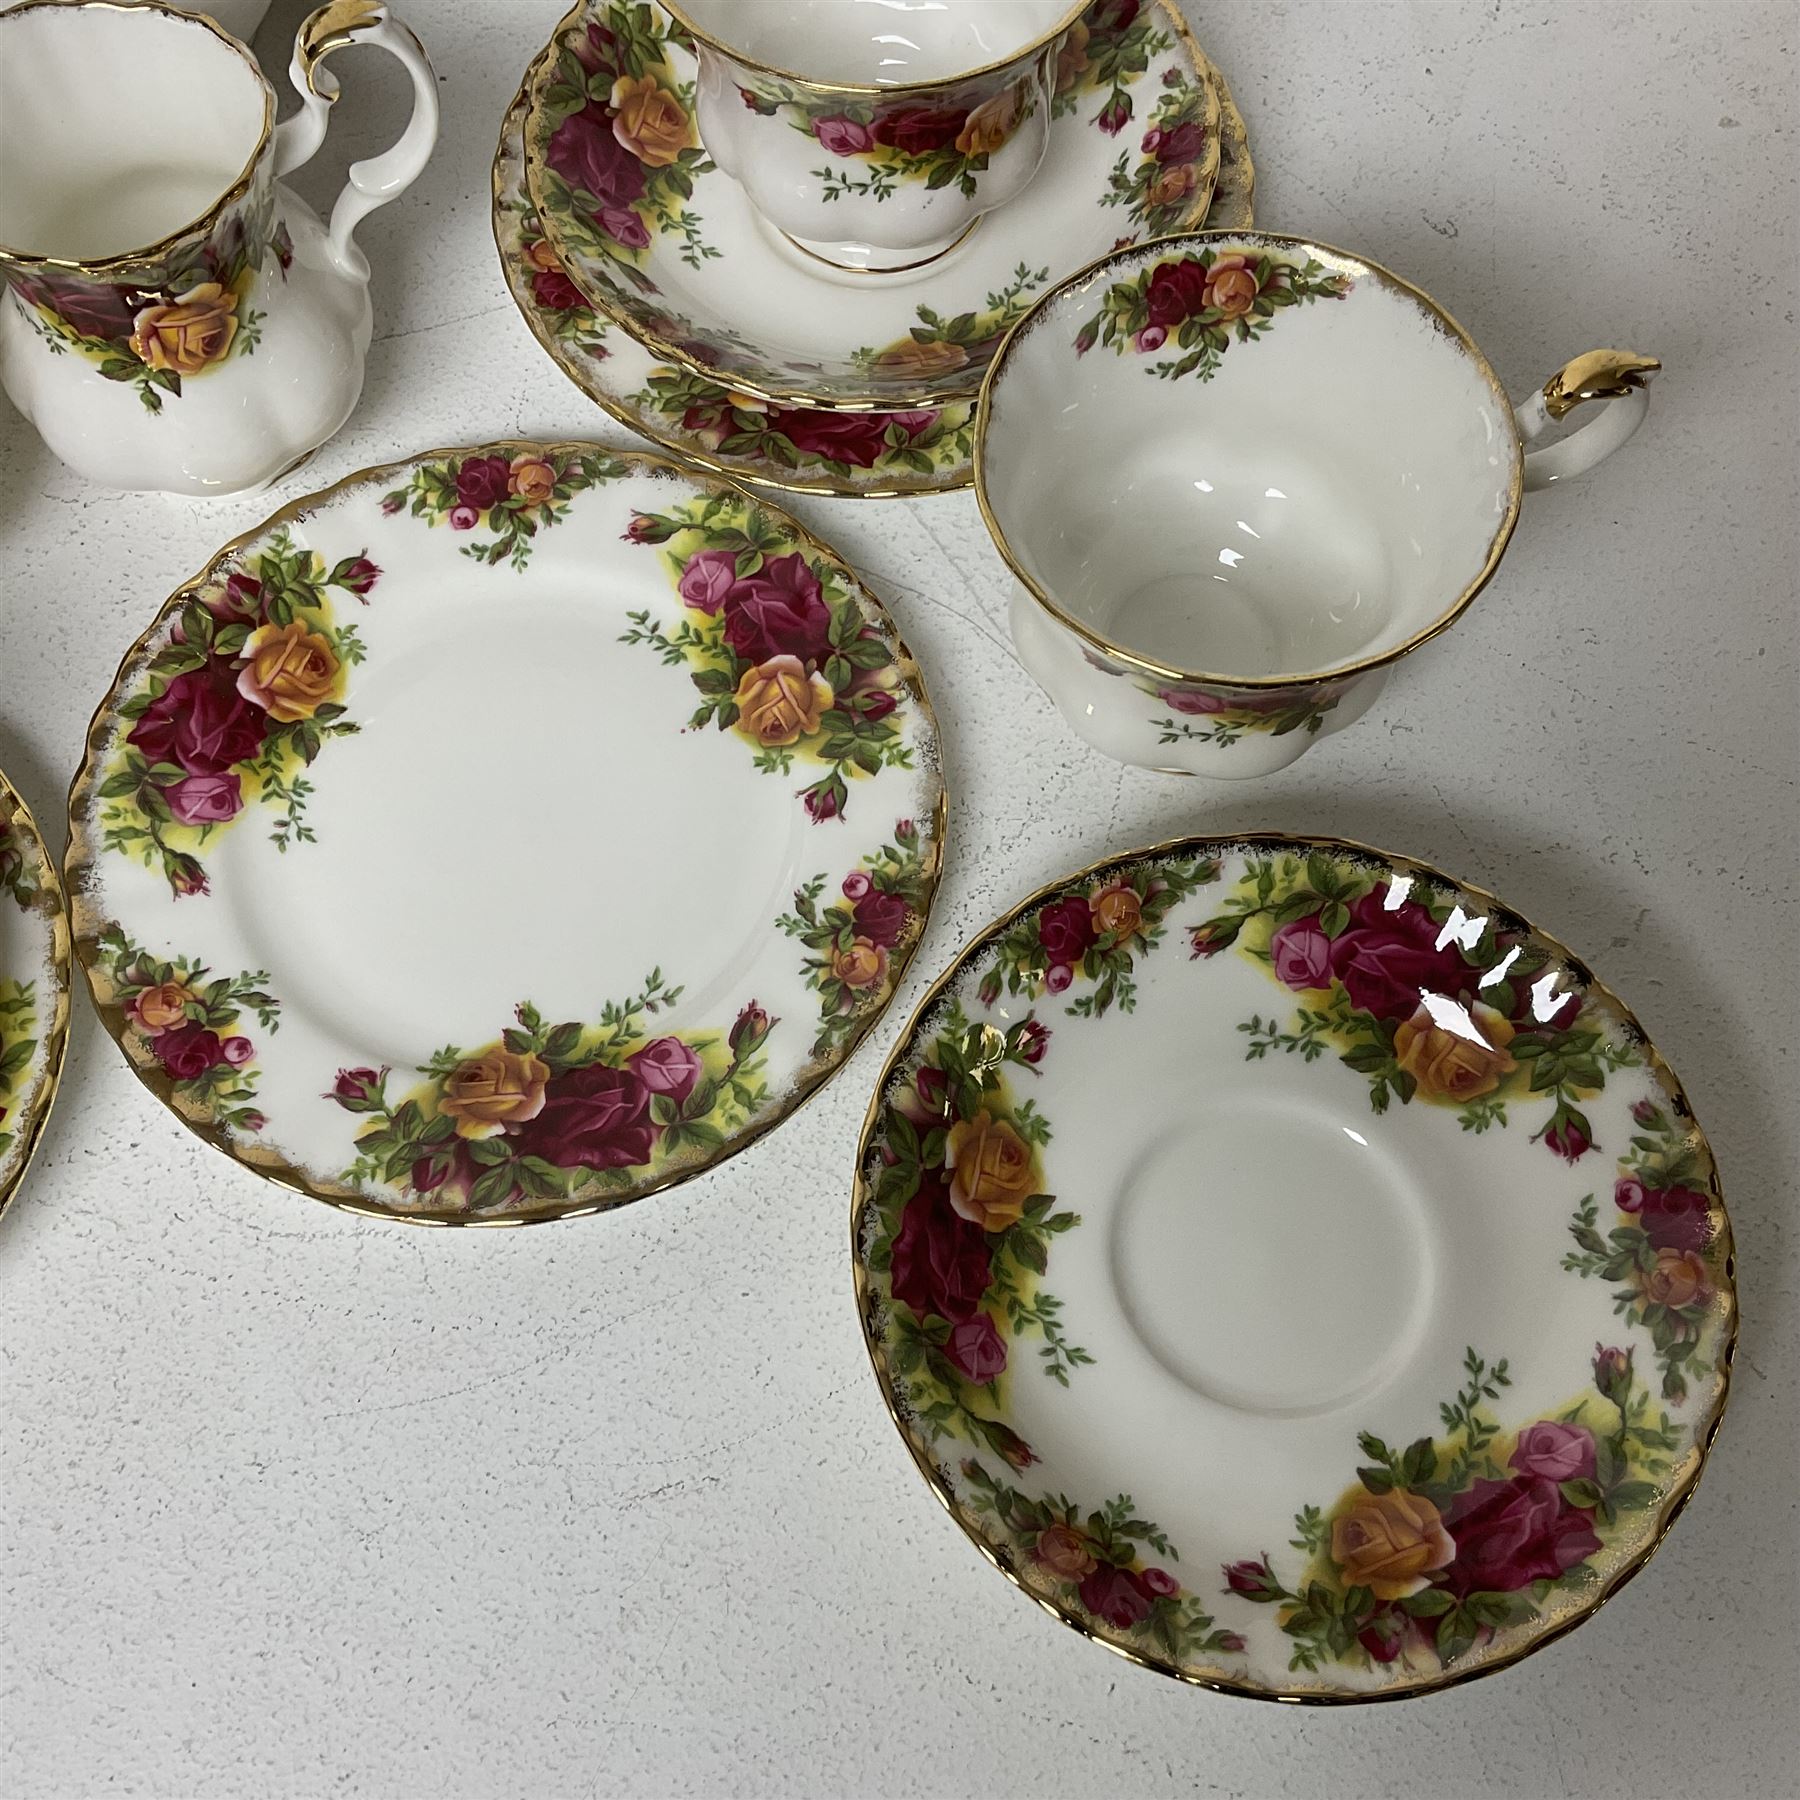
[496,0,1255,496]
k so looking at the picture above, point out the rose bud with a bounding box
[1540,1106,1594,1162]
[894,818,916,843]
[329,1066,389,1111]
[1015,1018,1051,1065]
[729,1002,774,1059]
[1188,917,1239,958]
[841,871,873,902]
[1593,1344,1634,1406]
[331,556,381,598]
[1217,1631,1248,1654]
[1221,1557,1282,1602]
[622,513,677,544]
[1632,1099,1663,1127]
[167,854,209,897]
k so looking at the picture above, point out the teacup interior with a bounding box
[981,237,1520,680]
[0,5,266,261]
[680,0,1073,84]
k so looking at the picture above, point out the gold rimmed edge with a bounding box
[849,830,1737,1705]
[971,232,1527,690]
[658,0,1091,99]
[523,0,1221,413]
[0,0,276,277]
[0,767,74,1225]
[63,440,951,1228]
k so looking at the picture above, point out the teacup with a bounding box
[673,0,1087,272]
[0,0,438,497]
[975,231,1661,777]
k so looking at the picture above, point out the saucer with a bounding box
[66,444,945,1224]
[492,45,1254,497]
[0,770,71,1221]
[853,836,1734,1700]
[522,0,1221,408]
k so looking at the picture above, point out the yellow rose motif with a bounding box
[1639,1246,1711,1311]
[1035,1523,1096,1578]
[734,655,832,746]
[524,238,562,272]
[131,980,193,1033]
[1147,162,1200,209]
[235,622,341,723]
[129,281,239,375]
[1329,1488,1454,1601]
[610,74,694,168]
[955,85,1024,158]
[1392,999,1517,1102]
[508,454,557,505]
[830,936,888,991]
[1054,21,1090,92]
[945,1108,1036,1231]
[875,338,970,379]
[438,1046,550,1140]
[1089,881,1143,942]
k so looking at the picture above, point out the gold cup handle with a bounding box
[274,3,440,281]
[1516,350,1661,493]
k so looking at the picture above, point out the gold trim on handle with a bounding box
[296,0,386,96]
[1542,349,1662,420]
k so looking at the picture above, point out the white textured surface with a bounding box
[0,2,1794,1794]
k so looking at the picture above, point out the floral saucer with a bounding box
[522,0,1221,408]
[0,769,71,1221]
[65,445,944,1224]
[854,837,1734,1700]
[493,41,1253,497]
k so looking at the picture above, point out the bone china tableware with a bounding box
[0,771,72,1222]
[66,444,944,1223]
[494,39,1254,498]
[975,232,1662,777]
[0,0,438,497]
[674,0,1087,272]
[854,836,1733,1700]
[522,0,1219,408]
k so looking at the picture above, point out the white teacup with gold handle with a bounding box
[975,231,1660,777]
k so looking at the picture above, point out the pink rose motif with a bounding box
[889,1171,993,1323]
[1044,963,1073,994]
[220,1036,254,1067]
[678,548,739,614]
[598,206,651,250]
[511,1062,658,1170]
[1270,917,1334,990]
[813,114,876,157]
[1508,1421,1596,1484]
[1137,1567,1179,1597]
[720,553,833,664]
[1441,1475,1602,1595]
[628,1036,702,1105]
[544,101,648,211]
[1158,684,1231,715]
[942,1313,1007,1382]
[1078,1565,1152,1629]
[449,504,480,531]
[128,664,268,778]
[841,871,873,902]
[1037,895,1096,966]
[1134,325,1167,352]
[165,771,243,826]
[887,410,939,437]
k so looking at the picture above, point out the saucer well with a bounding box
[492,45,1254,497]
[522,0,1221,408]
[66,445,945,1223]
[853,836,1733,1699]
[0,769,71,1222]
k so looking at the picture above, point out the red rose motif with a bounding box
[1137,1567,1178,1597]
[872,104,967,156]
[1091,0,1142,33]
[544,101,648,210]
[128,663,268,777]
[628,1036,701,1105]
[531,268,586,311]
[767,406,892,470]
[852,889,910,949]
[1078,1565,1152,1629]
[511,1061,658,1170]
[942,1313,1007,1382]
[1441,1475,1602,1595]
[20,272,139,343]
[1147,119,1204,165]
[1618,1180,1712,1253]
[720,553,833,665]
[1143,256,1210,327]
[455,454,512,512]
[153,1023,228,1080]
[889,1171,993,1323]
[1037,895,1096,966]
[1327,892,1475,1021]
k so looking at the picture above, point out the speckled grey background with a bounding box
[0,3,1794,1795]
